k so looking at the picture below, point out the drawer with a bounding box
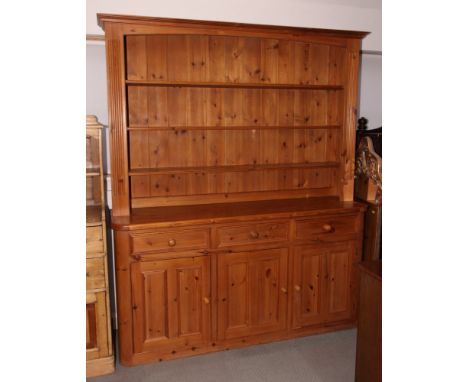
[295,214,357,240]
[215,221,289,248]
[86,257,106,290]
[131,228,210,254]
[86,226,104,254]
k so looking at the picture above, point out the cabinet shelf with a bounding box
[129,162,340,176]
[86,205,103,226]
[126,80,344,90]
[86,167,101,176]
[127,125,342,131]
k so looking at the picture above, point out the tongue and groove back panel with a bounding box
[125,35,346,208]
[100,16,363,214]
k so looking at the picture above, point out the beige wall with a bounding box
[86,44,108,126]
[87,0,381,50]
[360,54,382,130]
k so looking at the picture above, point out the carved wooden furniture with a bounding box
[355,118,382,260]
[86,115,114,377]
[355,128,382,203]
[355,260,382,382]
[360,201,381,261]
[98,14,368,366]
[356,117,381,156]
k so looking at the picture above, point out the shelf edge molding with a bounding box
[129,162,340,176]
[127,125,342,131]
[126,80,344,90]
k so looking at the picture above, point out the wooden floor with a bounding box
[88,329,357,382]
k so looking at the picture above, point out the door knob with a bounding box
[322,224,334,232]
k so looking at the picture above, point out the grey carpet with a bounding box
[89,329,356,382]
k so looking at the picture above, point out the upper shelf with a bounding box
[125,80,344,90]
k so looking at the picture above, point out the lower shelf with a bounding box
[86,356,115,378]
[131,188,336,208]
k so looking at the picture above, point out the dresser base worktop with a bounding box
[112,197,363,229]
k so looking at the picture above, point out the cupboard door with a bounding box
[292,246,328,328]
[131,256,211,354]
[217,248,288,340]
[325,242,354,322]
[86,291,110,360]
[292,242,354,328]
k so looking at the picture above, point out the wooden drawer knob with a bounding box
[168,238,177,247]
[203,297,210,304]
[322,224,334,232]
[294,285,301,291]
[281,287,288,294]
[249,230,259,239]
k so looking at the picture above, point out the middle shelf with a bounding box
[129,162,340,176]
[126,80,344,90]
